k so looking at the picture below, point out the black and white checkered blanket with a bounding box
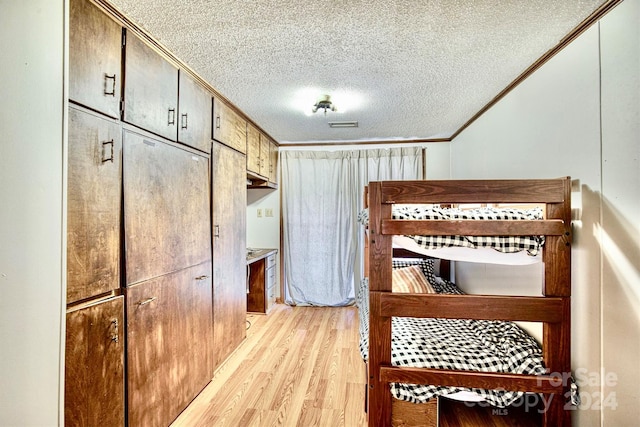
[358,206,545,256]
[357,275,546,407]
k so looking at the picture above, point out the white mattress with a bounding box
[393,235,541,265]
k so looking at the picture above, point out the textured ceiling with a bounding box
[108,0,606,144]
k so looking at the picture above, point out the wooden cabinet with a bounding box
[69,0,122,119]
[67,107,121,304]
[123,129,211,285]
[126,262,213,427]
[246,123,261,174]
[123,31,178,141]
[247,251,277,314]
[65,296,125,427]
[178,70,212,153]
[212,97,246,154]
[268,139,278,184]
[211,141,247,368]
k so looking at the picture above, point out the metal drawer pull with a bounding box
[104,73,116,96]
[195,275,210,281]
[110,319,119,343]
[215,115,221,129]
[214,225,220,238]
[137,297,156,306]
[181,113,188,129]
[168,108,176,125]
[101,139,114,163]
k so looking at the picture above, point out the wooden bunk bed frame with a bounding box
[365,178,572,426]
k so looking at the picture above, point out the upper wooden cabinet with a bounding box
[123,129,211,285]
[67,107,121,304]
[69,0,122,119]
[178,71,212,153]
[259,134,270,177]
[268,139,279,184]
[123,31,178,141]
[65,296,125,427]
[246,123,261,174]
[212,97,246,154]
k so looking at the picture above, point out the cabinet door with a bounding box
[246,122,261,174]
[211,141,247,368]
[259,134,270,177]
[123,130,210,285]
[126,262,213,427]
[178,71,212,153]
[69,0,121,119]
[67,107,121,303]
[65,296,125,427]
[124,31,178,141]
[269,140,278,184]
[212,97,246,154]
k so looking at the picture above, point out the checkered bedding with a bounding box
[357,206,545,256]
[357,270,546,407]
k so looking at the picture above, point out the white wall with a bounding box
[450,0,639,424]
[0,1,66,425]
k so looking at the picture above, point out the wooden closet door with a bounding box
[123,129,211,285]
[65,296,125,427]
[126,262,213,427]
[67,107,121,304]
[69,0,122,119]
[211,141,247,368]
[123,31,178,141]
[177,70,212,153]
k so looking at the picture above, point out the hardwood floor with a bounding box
[171,304,368,427]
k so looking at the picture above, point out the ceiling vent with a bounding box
[328,121,358,128]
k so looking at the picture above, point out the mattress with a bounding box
[357,277,546,407]
[358,206,545,262]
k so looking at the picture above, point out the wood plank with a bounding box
[382,219,566,236]
[377,178,569,204]
[380,367,563,394]
[379,293,565,323]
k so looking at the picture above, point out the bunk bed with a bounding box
[361,178,573,426]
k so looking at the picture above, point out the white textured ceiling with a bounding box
[108,0,606,144]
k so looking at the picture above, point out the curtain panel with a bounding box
[281,147,423,306]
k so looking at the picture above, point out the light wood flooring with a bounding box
[171,304,368,427]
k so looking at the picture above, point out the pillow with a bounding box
[392,265,436,293]
[392,258,437,284]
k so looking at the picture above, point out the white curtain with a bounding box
[281,147,423,306]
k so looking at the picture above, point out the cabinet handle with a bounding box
[104,73,116,96]
[215,115,221,129]
[137,297,156,306]
[110,319,119,343]
[101,139,114,163]
[181,113,188,130]
[195,275,210,281]
[168,108,176,125]
[214,224,220,238]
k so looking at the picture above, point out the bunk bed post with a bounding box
[367,182,393,426]
[542,177,573,426]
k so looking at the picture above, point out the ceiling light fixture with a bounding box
[312,94,337,115]
[328,121,358,128]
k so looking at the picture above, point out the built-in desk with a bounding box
[246,248,277,314]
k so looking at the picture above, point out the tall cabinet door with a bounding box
[67,107,121,303]
[65,296,125,427]
[211,141,247,368]
[126,262,213,427]
[123,31,178,141]
[123,130,211,285]
[69,0,122,119]
[178,70,212,153]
